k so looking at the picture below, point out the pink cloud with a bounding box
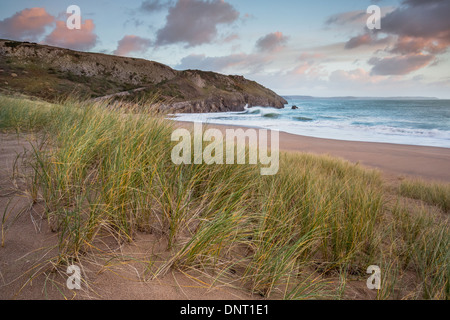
[286,61,326,81]
[114,35,152,56]
[256,32,289,53]
[391,36,450,55]
[290,62,314,75]
[0,7,54,41]
[44,19,97,51]
[344,33,393,50]
[345,33,373,49]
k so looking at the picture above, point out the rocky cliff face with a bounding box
[0,39,287,112]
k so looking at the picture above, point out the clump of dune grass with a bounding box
[0,95,54,133]
[399,179,450,213]
[1,93,448,300]
[391,204,449,299]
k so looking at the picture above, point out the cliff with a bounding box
[0,39,287,112]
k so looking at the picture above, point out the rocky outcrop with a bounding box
[156,71,286,113]
[0,39,287,113]
[162,94,281,113]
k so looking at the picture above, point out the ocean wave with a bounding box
[242,106,282,118]
[365,125,450,139]
[242,108,261,115]
[293,116,314,122]
[307,120,450,139]
[262,112,281,119]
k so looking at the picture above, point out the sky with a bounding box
[1,0,450,98]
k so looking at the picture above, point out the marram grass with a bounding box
[0,94,448,300]
[399,178,450,213]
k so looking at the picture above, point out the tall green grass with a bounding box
[399,179,450,213]
[1,94,448,300]
[0,96,54,132]
[391,204,449,299]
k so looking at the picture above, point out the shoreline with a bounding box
[173,120,450,183]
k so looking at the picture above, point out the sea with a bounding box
[171,97,450,148]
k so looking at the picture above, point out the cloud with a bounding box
[114,35,152,56]
[344,32,392,49]
[401,0,446,7]
[325,7,395,28]
[175,52,271,74]
[345,33,375,49]
[140,0,172,12]
[287,61,325,79]
[0,7,54,41]
[155,0,239,47]
[373,0,450,75]
[381,0,450,55]
[297,52,325,64]
[325,10,368,27]
[223,33,239,43]
[330,68,376,83]
[338,0,450,76]
[44,19,98,51]
[255,32,289,53]
[382,1,450,43]
[368,54,435,75]
[390,36,448,55]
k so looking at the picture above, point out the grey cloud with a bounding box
[382,1,450,41]
[368,54,434,75]
[255,32,289,53]
[339,0,450,75]
[155,0,239,47]
[402,0,446,7]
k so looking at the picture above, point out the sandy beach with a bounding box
[175,121,450,183]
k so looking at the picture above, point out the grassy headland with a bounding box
[0,39,286,112]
